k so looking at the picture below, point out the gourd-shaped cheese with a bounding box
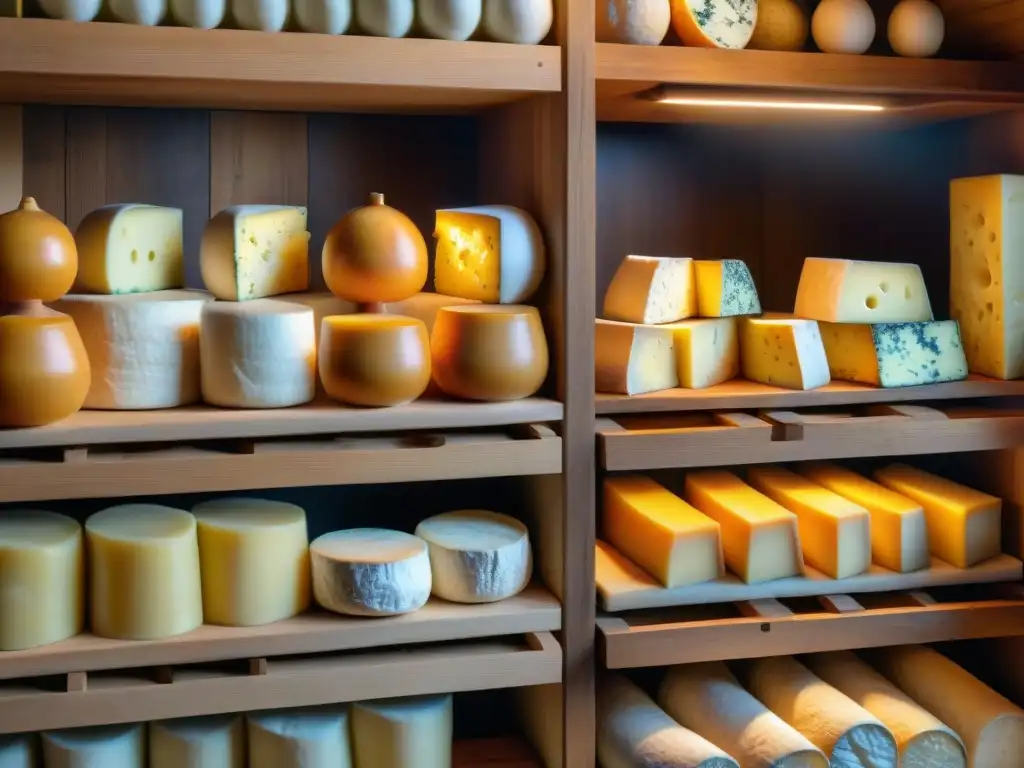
[381,292,481,333]
[0,735,35,768]
[516,685,563,768]
[694,260,762,317]
[37,0,101,19]
[669,0,756,48]
[595,319,677,396]
[351,695,453,768]
[739,316,830,391]
[294,0,351,33]
[795,258,932,324]
[107,0,166,24]
[0,196,78,304]
[812,0,876,54]
[663,318,739,389]
[482,0,553,43]
[230,0,287,29]
[747,0,809,51]
[150,714,246,768]
[596,0,671,45]
[169,0,225,27]
[603,255,696,325]
[888,0,944,57]
[275,292,358,347]
[42,724,145,768]
[419,0,482,40]
[354,0,413,36]
[248,707,353,768]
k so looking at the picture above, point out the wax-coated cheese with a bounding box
[0,510,83,651]
[685,470,803,584]
[248,706,352,768]
[85,504,202,640]
[874,464,1001,567]
[201,205,310,301]
[276,292,357,346]
[795,258,933,324]
[351,694,453,768]
[381,292,481,334]
[694,259,762,317]
[0,735,35,768]
[603,476,722,588]
[516,685,563,768]
[669,0,756,48]
[603,255,696,325]
[664,317,739,389]
[310,529,431,617]
[74,204,183,295]
[150,714,246,768]
[42,723,145,768]
[595,319,677,395]
[740,316,830,390]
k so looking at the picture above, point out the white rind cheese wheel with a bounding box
[107,0,167,24]
[248,707,353,768]
[150,714,246,768]
[310,529,431,617]
[294,0,352,33]
[42,723,145,768]
[169,0,226,27]
[231,0,288,29]
[0,734,36,768]
[351,695,453,768]
[38,0,102,20]
[516,684,563,768]
[596,0,671,45]
[414,510,532,603]
[419,0,482,40]
[482,0,553,43]
[354,0,413,36]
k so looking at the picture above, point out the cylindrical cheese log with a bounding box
[42,723,145,767]
[248,706,352,768]
[0,510,83,651]
[0,734,36,768]
[86,505,203,640]
[192,498,311,626]
[414,510,532,603]
[351,694,453,768]
[309,529,431,617]
[150,714,245,768]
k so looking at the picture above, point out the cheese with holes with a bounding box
[603,476,722,588]
[669,0,756,48]
[595,319,677,395]
[664,317,739,389]
[0,735,35,768]
[248,707,352,768]
[659,661,829,768]
[74,204,184,294]
[795,258,933,323]
[950,174,1024,380]
[0,510,83,651]
[801,464,929,573]
[740,316,830,390]
[747,465,871,579]
[351,695,453,768]
[310,529,431,616]
[42,724,145,768]
[201,205,310,301]
[684,470,803,583]
[517,685,563,768]
[603,255,696,324]
[694,259,762,317]
[874,464,1001,567]
[86,504,202,640]
[150,714,246,768]
[381,292,481,334]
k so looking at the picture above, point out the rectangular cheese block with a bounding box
[663,318,738,389]
[874,464,1001,568]
[739,316,830,390]
[747,466,871,579]
[602,255,696,324]
[603,475,722,588]
[684,469,803,584]
[693,259,761,317]
[595,319,677,395]
[794,257,933,323]
[950,174,1024,380]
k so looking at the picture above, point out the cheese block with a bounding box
[659,661,829,768]
[200,299,316,409]
[950,174,1024,379]
[739,316,830,390]
[414,510,532,603]
[201,205,310,301]
[42,724,145,768]
[602,255,696,325]
[86,504,203,640]
[516,685,563,768]
[747,465,871,579]
[381,292,481,334]
[50,290,210,410]
[669,0,756,48]
[595,319,677,395]
[743,656,898,767]
[191,498,311,627]
[0,734,36,768]
[275,292,358,346]
[603,475,722,588]
[0,510,83,651]
[664,317,739,389]
[74,204,183,295]
[150,714,246,768]
[684,470,803,583]
[309,529,431,616]
[874,464,1001,567]
[801,464,929,573]
[248,706,353,768]
[794,258,933,324]
[597,674,739,768]
[351,695,453,768]
[694,259,762,317]
[803,651,966,768]
[433,205,545,304]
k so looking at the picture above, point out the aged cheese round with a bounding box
[351,695,453,768]
[354,0,413,36]
[294,0,352,33]
[310,529,431,617]
[669,0,756,48]
[414,510,532,603]
[37,0,101,19]
[419,0,481,40]
[248,706,353,768]
[888,0,944,58]
[107,0,166,25]
[169,0,225,27]
[231,0,288,29]
[150,714,245,768]
[0,735,35,768]
[747,0,808,51]
[812,0,876,54]
[42,723,145,768]
[482,0,553,43]
[86,504,203,641]
[0,197,77,303]
[596,0,671,45]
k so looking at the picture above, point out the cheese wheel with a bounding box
[293,0,352,33]
[888,0,945,58]
[812,0,876,55]
[200,299,316,409]
[419,0,482,40]
[516,684,563,768]
[191,498,311,627]
[354,0,413,36]
[37,0,101,20]
[669,0,756,49]
[149,714,246,768]
[275,292,358,347]
[596,0,671,45]
[248,707,353,768]
[310,529,431,617]
[0,734,36,768]
[169,0,225,27]
[42,723,145,768]
[481,0,553,44]
[107,0,166,24]
[352,695,453,767]
[86,504,203,640]
[231,0,287,29]
[414,510,532,603]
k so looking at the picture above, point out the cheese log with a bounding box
[50,290,210,409]
[740,316,830,390]
[516,685,563,768]
[74,204,183,294]
[663,317,739,389]
[351,695,453,768]
[42,724,145,767]
[874,464,1001,567]
[659,661,829,768]
[275,291,357,347]
[414,510,532,603]
[0,734,36,768]
[150,714,246,768]
[803,651,966,768]
[191,498,311,626]
[201,205,310,301]
[433,205,545,304]
[794,258,933,324]
[603,475,722,588]
[694,259,762,317]
[381,292,481,334]
[603,255,697,324]
[950,174,1024,380]
[86,504,203,640]
[595,319,677,395]
[248,706,353,768]
[669,0,756,48]
[747,465,871,579]
[684,470,804,584]
[0,510,83,651]
[801,464,929,573]
[309,528,431,616]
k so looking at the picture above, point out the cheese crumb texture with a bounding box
[739,316,830,390]
[664,317,739,389]
[595,319,677,395]
[43,723,146,768]
[694,259,761,317]
[795,257,933,324]
[603,255,696,324]
[248,706,352,768]
[352,695,453,768]
[150,714,246,768]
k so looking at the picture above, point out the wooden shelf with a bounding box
[0,19,561,113]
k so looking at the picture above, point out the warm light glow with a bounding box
[657,96,886,113]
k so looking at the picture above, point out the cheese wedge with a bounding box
[603,255,696,324]
[595,319,677,395]
[795,257,933,324]
[693,259,762,317]
[663,318,739,389]
[739,316,830,390]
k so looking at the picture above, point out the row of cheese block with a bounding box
[603,463,1000,588]
[0,501,532,651]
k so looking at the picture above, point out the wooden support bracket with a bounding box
[248,658,268,676]
[735,598,793,619]
[818,594,864,613]
[65,671,87,692]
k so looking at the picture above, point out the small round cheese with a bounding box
[351,695,453,768]
[414,510,532,603]
[231,0,288,30]
[482,0,553,44]
[294,0,352,33]
[354,0,413,37]
[596,0,671,45]
[42,723,145,768]
[86,505,203,641]
[150,714,245,768]
[419,0,482,40]
[310,529,431,617]
[812,0,876,54]
[107,0,166,24]
[0,734,36,768]
[248,707,353,768]
[169,0,226,27]
[37,0,101,21]
[887,0,944,58]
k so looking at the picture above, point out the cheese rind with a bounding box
[595,319,677,395]
[669,0,756,49]
[663,317,739,389]
[248,706,352,768]
[0,735,35,768]
[42,723,145,768]
[603,255,696,324]
[739,316,830,390]
[351,695,453,768]
[150,714,246,768]
[795,257,933,323]
[694,259,762,317]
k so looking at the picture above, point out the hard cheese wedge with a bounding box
[739,316,830,390]
[693,259,762,317]
[150,714,246,768]
[603,255,696,324]
[595,319,677,395]
[794,257,933,323]
[663,318,739,389]
[352,695,453,768]
[248,707,352,768]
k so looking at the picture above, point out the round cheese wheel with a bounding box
[231,0,288,29]
[0,735,35,768]
[747,0,809,51]
[294,0,352,33]
[888,0,944,58]
[278,292,358,347]
[669,0,757,49]
[596,0,671,45]
[419,0,482,40]
[42,723,145,768]
[107,0,166,24]
[37,0,102,20]
[354,0,413,36]
[169,0,225,27]
[431,305,548,401]
[248,707,353,768]
[0,197,78,303]
[150,714,245,768]
[351,695,453,768]
[86,504,203,640]
[812,0,876,54]
[482,0,553,44]
[310,529,431,617]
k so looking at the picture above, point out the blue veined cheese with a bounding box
[694,260,762,317]
[671,0,757,49]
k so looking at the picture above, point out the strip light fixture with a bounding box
[652,88,886,113]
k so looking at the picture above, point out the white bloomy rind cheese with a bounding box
[42,723,146,768]
[248,707,353,768]
[0,510,83,651]
[603,255,696,324]
[481,0,553,44]
[200,299,316,408]
[794,257,933,323]
[595,319,677,395]
[740,316,830,390]
[664,318,739,389]
[310,529,431,617]
[596,0,671,45]
[51,290,211,409]
[150,714,246,768]
[351,694,453,768]
[0,735,35,768]
[414,510,532,603]
[694,259,762,317]
[672,0,756,48]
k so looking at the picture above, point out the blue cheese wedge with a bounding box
[694,260,761,317]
